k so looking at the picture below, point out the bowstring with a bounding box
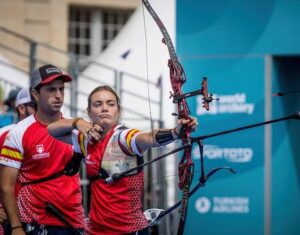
[142,3,155,137]
[141,1,158,217]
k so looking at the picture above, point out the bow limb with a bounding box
[142,0,185,81]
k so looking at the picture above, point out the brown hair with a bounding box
[87,85,120,112]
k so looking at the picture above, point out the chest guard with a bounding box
[100,126,144,178]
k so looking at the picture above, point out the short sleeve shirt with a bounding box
[72,125,148,234]
[0,114,85,228]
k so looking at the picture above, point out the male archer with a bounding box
[0,65,85,235]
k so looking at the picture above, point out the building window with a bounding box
[68,6,132,70]
[102,11,130,50]
[68,8,91,57]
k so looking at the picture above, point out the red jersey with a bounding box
[0,124,15,145]
[0,114,85,229]
[0,124,21,198]
[72,125,148,234]
[0,124,16,234]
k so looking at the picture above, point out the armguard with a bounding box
[155,129,174,145]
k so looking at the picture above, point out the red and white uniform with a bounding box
[0,124,15,147]
[0,124,15,235]
[72,125,148,235]
[0,124,20,198]
[0,114,85,229]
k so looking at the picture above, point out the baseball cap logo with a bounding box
[45,67,61,74]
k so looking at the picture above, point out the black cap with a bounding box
[30,64,72,89]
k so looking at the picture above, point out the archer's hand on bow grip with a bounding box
[174,117,198,138]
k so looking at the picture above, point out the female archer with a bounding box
[48,85,197,235]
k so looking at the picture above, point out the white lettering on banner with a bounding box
[193,145,253,163]
[197,93,255,115]
[212,197,249,213]
[195,197,250,214]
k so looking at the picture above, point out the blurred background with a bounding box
[0,0,299,234]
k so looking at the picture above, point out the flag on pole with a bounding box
[120,49,131,60]
[156,75,162,88]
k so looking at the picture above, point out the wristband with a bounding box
[72,117,82,129]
